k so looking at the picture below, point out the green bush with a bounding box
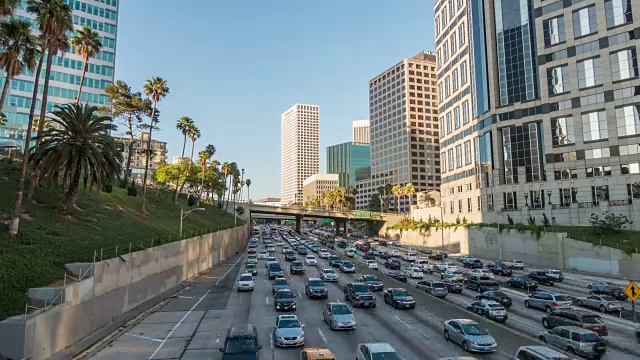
[127,181,137,197]
[187,194,197,207]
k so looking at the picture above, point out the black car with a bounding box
[305,278,328,299]
[476,290,513,308]
[329,256,343,268]
[284,252,296,261]
[384,258,401,270]
[289,261,305,275]
[465,276,500,293]
[429,252,445,260]
[363,252,376,260]
[219,324,261,359]
[274,289,297,311]
[359,274,384,291]
[442,278,463,293]
[489,264,513,277]
[383,288,416,309]
[297,247,308,255]
[506,275,539,291]
[247,247,257,254]
[463,259,483,269]
[387,271,408,283]
[344,282,376,308]
[528,271,555,286]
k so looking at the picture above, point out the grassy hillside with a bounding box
[0,159,241,320]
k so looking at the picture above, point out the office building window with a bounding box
[438,82,443,102]
[441,151,447,172]
[560,188,578,206]
[450,33,457,54]
[447,149,454,171]
[477,196,481,211]
[530,190,544,209]
[501,123,544,184]
[440,117,445,136]
[464,141,471,165]
[620,144,640,155]
[435,16,440,36]
[615,105,640,136]
[446,112,452,134]
[591,185,609,205]
[577,58,602,88]
[452,69,459,91]
[573,6,597,38]
[622,163,640,174]
[443,42,449,62]
[458,199,463,213]
[581,111,608,141]
[543,16,565,46]
[503,192,517,210]
[611,48,639,81]
[586,166,612,177]
[585,147,611,159]
[454,106,460,129]
[467,198,472,212]
[445,76,451,97]
[551,117,575,145]
[455,145,462,168]
[547,65,570,95]
[487,194,494,211]
[554,169,578,180]
[628,182,640,199]
[460,61,467,84]
[462,101,469,124]
[458,24,465,45]
[605,0,633,29]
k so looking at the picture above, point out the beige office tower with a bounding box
[434,0,477,222]
[357,51,440,213]
[352,120,370,143]
[281,104,320,204]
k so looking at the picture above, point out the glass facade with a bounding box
[500,122,545,184]
[470,0,489,117]
[326,142,371,190]
[494,0,539,106]
[0,0,118,147]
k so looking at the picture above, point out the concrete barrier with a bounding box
[0,224,250,360]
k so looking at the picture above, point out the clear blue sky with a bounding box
[115,0,436,201]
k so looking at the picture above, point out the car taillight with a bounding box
[553,302,558,306]
[580,325,589,329]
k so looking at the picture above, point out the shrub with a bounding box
[187,194,197,207]
[102,183,113,193]
[528,215,536,226]
[542,213,551,227]
[507,214,514,225]
[589,212,633,235]
[127,181,137,197]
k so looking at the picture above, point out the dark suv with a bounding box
[384,258,401,270]
[219,324,262,359]
[528,270,555,286]
[476,290,513,308]
[465,276,500,293]
[542,309,609,336]
[344,282,376,308]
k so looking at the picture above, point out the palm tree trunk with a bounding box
[75,55,88,104]
[28,52,54,201]
[397,197,400,213]
[247,186,250,203]
[178,141,195,197]
[123,115,135,184]
[0,66,13,115]
[61,165,70,191]
[140,101,157,212]
[225,176,232,210]
[61,158,82,215]
[173,134,187,202]
[197,164,205,207]
[8,55,44,236]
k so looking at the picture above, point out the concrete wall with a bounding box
[0,224,250,360]
[386,227,468,254]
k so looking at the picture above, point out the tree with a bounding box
[221,162,232,208]
[28,104,122,215]
[0,0,21,17]
[384,183,393,212]
[26,0,73,200]
[392,184,404,213]
[367,193,381,212]
[177,124,200,197]
[70,26,101,104]
[140,76,169,212]
[238,168,245,202]
[196,149,211,206]
[0,18,38,115]
[404,183,416,209]
[225,162,238,210]
[173,116,193,201]
[245,178,251,202]
[589,212,633,235]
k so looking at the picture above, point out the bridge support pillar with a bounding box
[295,215,302,233]
[343,221,347,234]
[334,220,340,235]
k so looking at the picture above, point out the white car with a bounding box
[436,262,458,272]
[402,251,418,262]
[469,269,494,279]
[346,249,356,257]
[356,343,400,360]
[318,250,331,259]
[236,273,254,292]
[321,268,338,282]
[389,250,400,257]
[405,266,424,279]
[257,251,268,260]
[305,255,317,266]
[504,260,524,270]
[414,259,434,273]
[365,260,379,270]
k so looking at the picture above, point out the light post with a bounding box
[524,192,529,207]
[180,208,205,239]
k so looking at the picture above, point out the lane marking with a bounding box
[200,275,221,279]
[147,254,243,360]
[125,333,163,343]
[265,296,269,305]
[177,296,194,299]
[269,333,274,349]
[395,316,412,328]
[297,291,302,298]
[318,329,327,344]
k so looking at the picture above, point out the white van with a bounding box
[402,251,418,262]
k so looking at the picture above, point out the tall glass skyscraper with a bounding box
[0,0,118,148]
[326,142,370,190]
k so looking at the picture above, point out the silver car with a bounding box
[538,326,607,359]
[524,292,573,313]
[323,302,356,330]
[416,280,448,298]
[273,314,305,347]
[320,268,338,282]
[443,319,497,353]
[577,295,624,313]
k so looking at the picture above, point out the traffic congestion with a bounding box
[221,224,640,360]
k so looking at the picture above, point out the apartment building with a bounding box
[114,132,167,184]
[357,51,440,213]
[302,174,339,201]
[435,0,478,222]
[352,119,371,143]
[281,104,320,204]
[466,0,640,229]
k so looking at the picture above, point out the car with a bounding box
[525,291,573,313]
[475,290,512,308]
[297,247,308,255]
[489,264,513,277]
[588,281,627,300]
[318,250,331,259]
[515,346,572,360]
[465,276,500,293]
[528,270,555,286]
[466,300,508,323]
[436,262,458,272]
[272,277,290,294]
[576,295,624,313]
[414,258,434,273]
[247,254,258,264]
[257,251,268,260]
[266,246,276,253]
[268,263,284,279]
[274,289,297,311]
[346,249,356,257]
[402,251,418,262]
[505,260,525,270]
[468,269,494,279]
[237,273,255,292]
[405,266,424,279]
[415,280,448,298]
[365,260,379,270]
[304,255,317,266]
[289,260,304,274]
[323,302,356,330]
[301,348,336,360]
[329,256,343,268]
[441,270,464,281]
[305,278,329,299]
[273,314,305,347]
[284,252,297,261]
[245,263,258,276]
[219,324,261,359]
[265,256,277,267]
[443,319,497,353]
[463,258,484,269]
[383,288,415,309]
[344,282,376,307]
[442,278,464,293]
[384,258,401,270]
[356,343,401,360]
[340,261,356,273]
[247,247,257,254]
[543,269,564,282]
[538,326,607,359]
[506,275,539,291]
[359,274,384,291]
[387,271,408,283]
[320,268,338,282]
[542,309,608,336]
[363,251,376,260]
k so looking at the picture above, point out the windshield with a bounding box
[492,291,506,297]
[487,304,503,309]
[246,264,256,269]
[353,284,369,292]
[601,296,617,302]
[582,316,603,324]
[308,280,325,287]
[432,283,446,289]
[269,265,282,271]
[555,295,571,302]
[277,319,301,329]
[580,333,601,342]
[239,275,253,281]
[224,337,258,354]
[364,275,379,282]
[393,289,409,296]
[332,304,352,315]
[292,262,302,267]
[372,352,401,360]
[342,261,353,267]
[274,279,288,286]
[323,269,335,274]
[461,324,484,335]
[276,291,294,299]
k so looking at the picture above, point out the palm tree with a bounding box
[196,150,210,206]
[27,104,122,215]
[392,184,405,213]
[384,183,393,212]
[70,26,102,104]
[225,162,238,210]
[140,76,169,212]
[221,161,231,207]
[0,19,38,115]
[1,0,20,17]
[177,125,200,196]
[26,0,73,200]
[173,116,193,201]
[404,183,416,210]
[238,168,245,202]
[245,178,251,202]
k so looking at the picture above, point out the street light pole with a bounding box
[180,207,205,239]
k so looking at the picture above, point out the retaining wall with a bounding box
[0,224,250,360]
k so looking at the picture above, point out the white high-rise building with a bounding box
[352,119,370,143]
[281,104,320,204]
